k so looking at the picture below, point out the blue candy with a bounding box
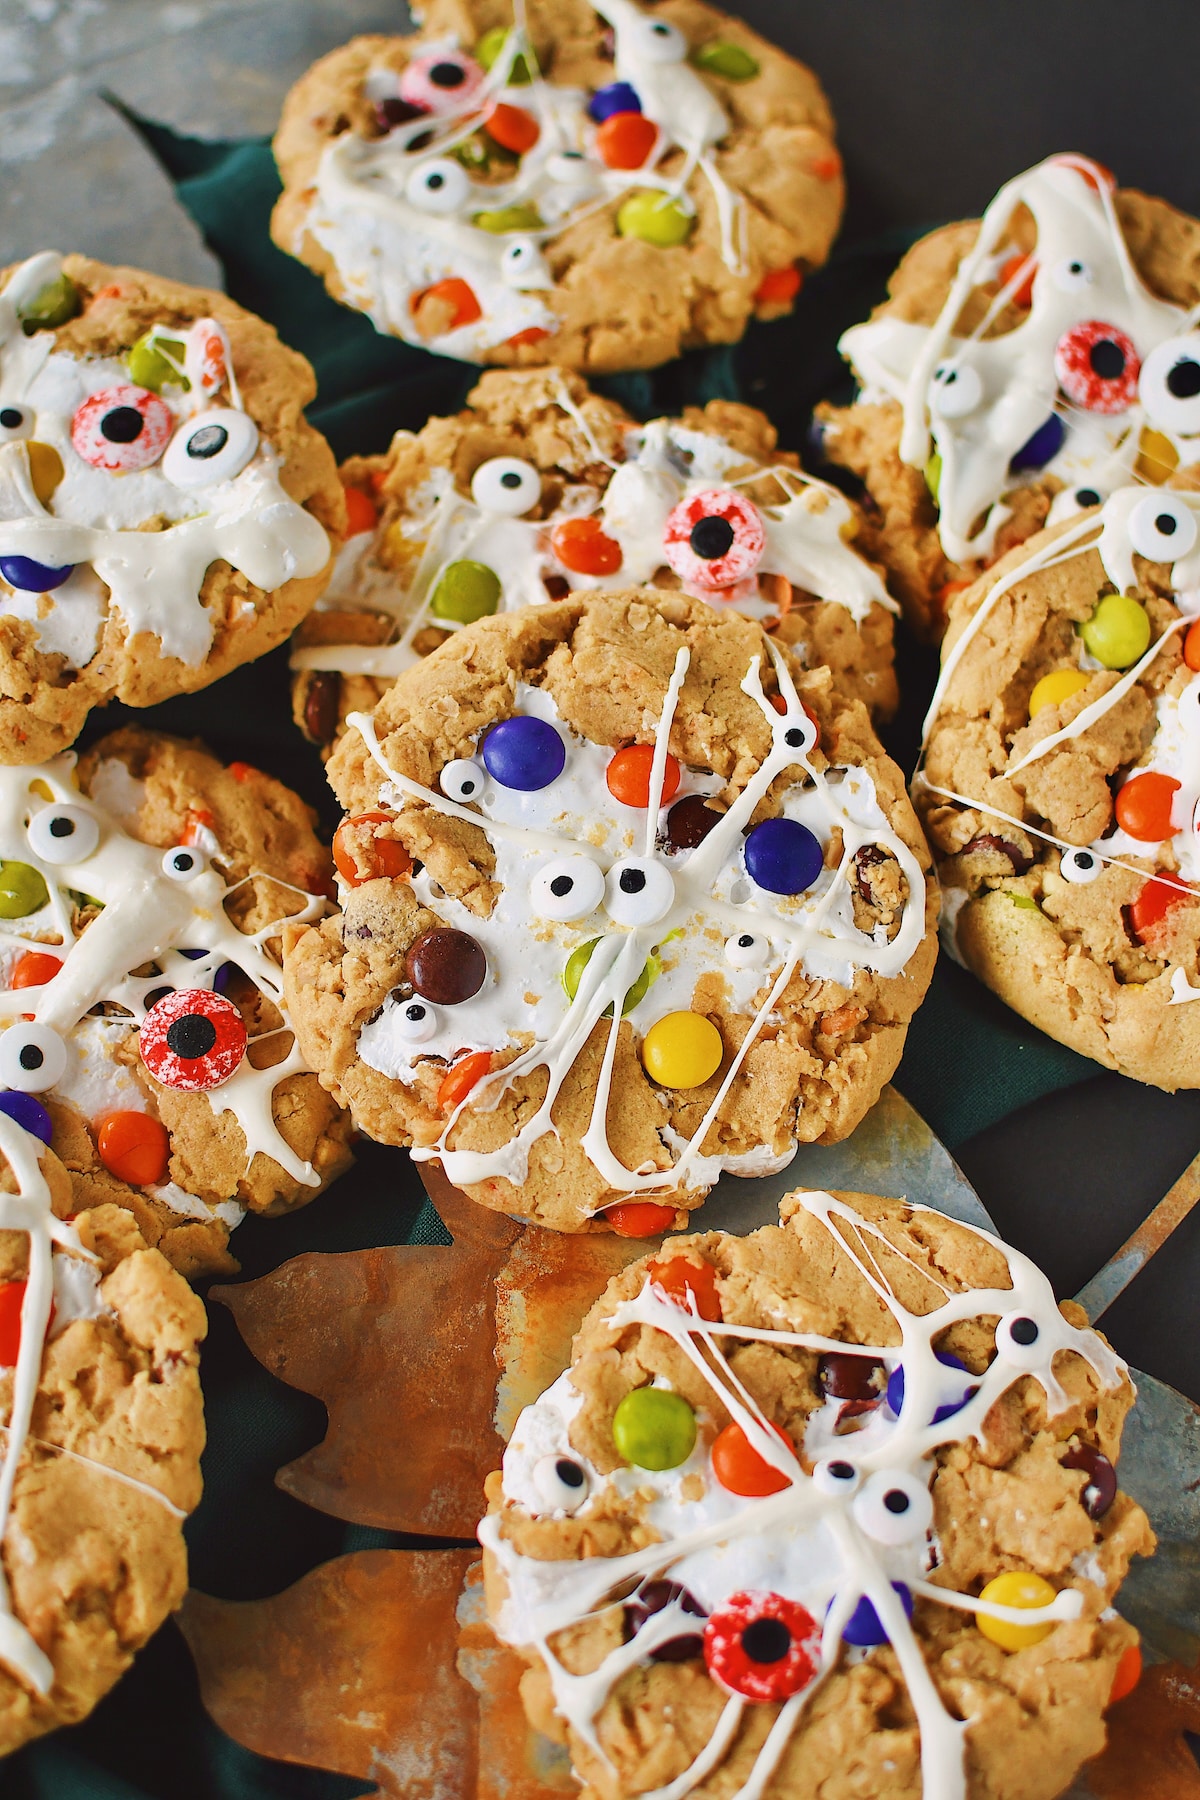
[0,555,75,593]
[0,1091,53,1144]
[482,716,566,791]
[743,818,823,895]
[839,1582,914,1647]
[887,1351,975,1424]
[1008,413,1065,474]
[179,947,234,993]
[588,81,641,122]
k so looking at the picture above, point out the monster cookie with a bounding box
[916,488,1200,1088]
[480,1186,1153,1800]
[819,154,1200,640]
[292,371,898,755]
[0,252,342,761]
[271,0,842,372]
[0,1113,205,1753]
[0,729,354,1280]
[284,593,936,1233]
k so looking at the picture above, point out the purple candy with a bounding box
[0,1090,53,1144]
[743,817,823,895]
[887,1351,975,1424]
[0,555,75,593]
[1008,413,1065,474]
[482,716,566,791]
[179,947,234,993]
[588,80,641,122]
[838,1582,914,1648]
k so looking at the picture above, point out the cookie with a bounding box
[818,154,1200,641]
[0,728,354,1280]
[271,0,842,372]
[0,1113,205,1753]
[292,372,898,757]
[480,1185,1153,1800]
[0,252,343,762]
[284,592,936,1233]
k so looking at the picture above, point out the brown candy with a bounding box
[1062,1441,1117,1518]
[665,794,722,851]
[304,672,341,745]
[405,927,486,1006]
[624,1579,705,1662]
[817,1351,885,1402]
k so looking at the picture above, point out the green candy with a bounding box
[563,938,658,1015]
[20,272,79,334]
[126,332,188,393]
[452,133,498,173]
[925,451,942,504]
[475,26,535,82]
[1079,592,1151,670]
[430,560,502,625]
[612,1387,697,1471]
[473,202,544,233]
[0,861,48,919]
[693,40,760,79]
[616,191,694,248]
[1010,894,1039,912]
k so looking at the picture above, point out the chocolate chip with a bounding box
[304,671,341,744]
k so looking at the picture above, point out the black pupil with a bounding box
[18,1045,43,1071]
[187,424,229,460]
[829,1461,855,1481]
[1077,853,1094,869]
[431,61,466,86]
[555,1458,585,1488]
[165,1014,218,1059]
[49,816,74,837]
[1088,339,1125,380]
[785,728,805,747]
[100,405,145,443]
[500,471,522,488]
[0,408,23,429]
[883,1489,910,1515]
[1076,489,1100,506]
[1010,1316,1039,1345]
[1070,262,1084,274]
[550,875,574,897]
[1168,359,1200,399]
[427,173,445,190]
[689,515,735,560]
[741,1618,791,1664]
[1155,512,1178,536]
[620,868,647,893]
[738,934,753,947]
[174,853,194,870]
[405,1004,426,1021]
[941,370,957,385]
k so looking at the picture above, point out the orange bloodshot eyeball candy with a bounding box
[96,1110,170,1186]
[711,1418,794,1496]
[647,1255,722,1321]
[550,516,622,576]
[1115,770,1181,841]
[11,951,62,989]
[606,744,681,808]
[332,812,412,886]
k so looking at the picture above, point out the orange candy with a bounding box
[1184,617,1200,672]
[11,951,62,989]
[605,1200,677,1238]
[810,150,842,181]
[506,326,552,349]
[96,1111,171,1186]
[181,806,215,847]
[228,761,258,783]
[606,744,682,808]
[486,102,540,154]
[437,1050,493,1112]
[1115,771,1180,841]
[711,1418,794,1496]
[411,277,482,329]
[1108,1642,1143,1706]
[343,484,378,537]
[999,252,1036,308]
[595,111,658,169]
[0,1279,54,1368]
[647,1255,722,1321]
[1129,873,1191,941]
[754,265,802,307]
[551,515,623,576]
[332,812,412,886]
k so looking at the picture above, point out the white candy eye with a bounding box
[632,16,687,61]
[725,930,769,969]
[0,403,33,444]
[470,456,541,516]
[929,362,982,420]
[1139,334,1200,437]
[1051,257,1094,293]
[811,1456,861,1497]
[547,150,590,183]
[1128,491,1198,563]
[1060,846,1102,884]
[994,1311,1045,1370]
[500,236,551,289]
[605,856,675,926]
[395,997,438,1043]
[780,714,817,755]
[405,158,470,214]
[0,1022,66,1093]
[162,408,259,488]
[161,846,208,882]
[439,758,484,803]
[533,1453,590,1513]
[1047,483,1105,526]
[530,856,605,921]
[27,804,100,865]
[852,1470,934,1546]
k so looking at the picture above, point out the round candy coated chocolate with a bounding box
[1008,413,1065,474]
[1029,668,1090,719]
[126,332,186,393]
[641,1011,723,1088]
[473,202,543,233]
[0,1091,52,1145]
[625,1580,705,1662]
[976,1571,1057,1650]
[482,715,566,790]
[563,938,655,1015]
[0,555,74,592]
[617,191,694,247]
[887,1350,974,1423]
[612,1386,696,1470]
[21,272,78,329]
[588,80,641,121]
[925,451,942,502]
[475,26,534,80]
[1061,1442,1117,1519]
[430,560,501,624]
[405,927,486,1005]
[665,794,722,850]
[0,862,48,919]
[840,1582,913,1648]
[692,40,760,78]
[743,818,823,895]
[1080,593,1151,669]
[818,1351,884,1402]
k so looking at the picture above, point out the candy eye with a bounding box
[530,856,605,921]
[811,1456,861,1497]
[631,16,687,61]
[662,489,765,592]
[1053,321,1139,414]
[161,846,208,882]
[500,237,550,288]
[439,757,484,802]
[929,362,982,419]
[1047,484,1105,526]
[605,856,675,926]
[71,383,173,472]
[1128,491,1198,562]
[1051,257,1094,293]
[140,988,247,1091]
[1139,333,1200,437]
[394,998,438,1043]
[852,1470,933,1546]
[398,50,484,114]
[533,1453,590,1513]
[725,930,769,969]
[405,158,471,214]
[0,404,33,444]
[161,408,258,488]
[470,456,541,515]
[0,1022,67,1093]
[994,1312,1045,1370]
[27,804,100,865]
[547,150,590,183]
[1060,846,1102,884]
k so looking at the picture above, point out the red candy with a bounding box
[1053,321,1139,414]
[662,488,766,592]
[0,1279,54,1369]
[711,1419,794,1497]
[1128,873,1191,941]
[647,1255,722,1322]
[11,951,62,989]
[754,265,802,307]
[71,383,173,473]
[140,989,247,1092]
[1115,771,1180,841]
[703,1590,820,1702]
[606,744,681,808]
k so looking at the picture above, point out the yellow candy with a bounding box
[976,1571,1057,1650]
[642,1012,723,1088]
[25,441,63,506]
[1028,668,1091,719]
[1135,426,1179,485]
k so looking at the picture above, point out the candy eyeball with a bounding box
[530,856,605,922]
[781,714,817,755]
[1127,491,1198,563]
[1046,484,1105,526]
[398,50,485,114]
[605,856,675,926]
[725,930,769,969]
[1051,257,1094,293]
[161,408,259,488]
[394,998,438,1043]
[71,383,173,473]
[547,150,591,183]
[470,455,542,516]
[929,361,982,420]
[630,15,687,61]
[811,1456,861,1498]
[500,236,551,289]
[1053,321,1139,414]
[1139,334,1200,437]
[161,846,209,882]
[0,404,34,444]
[533,1453,590,1513]
[663,489,766,592]
[0,1021,67,1093]
[1059,846,1102,884]
[439,757,484,803]
[27,803,100,865]
[852,1470,933,1546]
[994,1312,1045,1371]
[404,158,471,214]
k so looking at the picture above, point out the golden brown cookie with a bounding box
[481,1185,1153,1800]
[819,154,1200,640]
[0,1117,205,1754]
[293,371,897,756]
[285,592,936,1233]
[0,252,344,762]
[271,0,842,372]
[0,728,354,1280]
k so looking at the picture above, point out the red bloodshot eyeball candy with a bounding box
[550,515,622,576]
[647,1255,722,1321]
[663,489,766,592]
[606,744,681,808]
[398,50,484,114]
[1115,770,1180,841]
[711,1418,794,1496]
[703,1590,821,1702]
[140,989,247,1092]
[96,1110,170,1186]
[1053,321,1139,414]
[71,383,174,473]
